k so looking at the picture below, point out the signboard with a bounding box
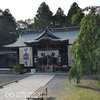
[19,47,33,67]
[68,45,74,67]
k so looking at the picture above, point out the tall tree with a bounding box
[17,19,33,30]
[17,19,34,30]
[53,7,66,27]
[68,6,100,84]
[71,8,84,26]
[65,2,84,27]
[0,9,18,49]
[33,2,53,29]
[17,20,28,30]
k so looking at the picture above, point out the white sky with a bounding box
[0,0,100,21]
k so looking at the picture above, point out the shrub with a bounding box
[20,69,27,74]
[13,65,22,72]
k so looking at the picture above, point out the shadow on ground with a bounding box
[74,85,100,92]
[48,97,56,100]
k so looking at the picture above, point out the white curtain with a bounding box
[38,50,59,58]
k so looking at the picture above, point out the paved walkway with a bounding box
[0,74,55,100]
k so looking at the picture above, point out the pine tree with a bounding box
[0,9,18,49]
[33,2,53,29]
[65,2,84,27]
[53,7,66,27]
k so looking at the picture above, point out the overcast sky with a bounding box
[0,0,100,21]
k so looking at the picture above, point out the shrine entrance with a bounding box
[37,50,59,72]
[43,56,57,72]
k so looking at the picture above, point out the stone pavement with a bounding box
[0,74,55,100]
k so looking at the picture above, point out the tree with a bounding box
[71,8,84,26]
[83,6,100,16]
[17,19,34,30]
[17,20,28,30]
[65,2,84,27]
[0,9,18,49]
[33,2,53,29]
[53,7,66,27]
[68,6,100,84]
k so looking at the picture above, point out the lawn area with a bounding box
[56,75,100,100]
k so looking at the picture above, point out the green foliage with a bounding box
[68,66,77,82]
[15,2,85,29]
[83,6,100,16]
[0,9,19,49]
[53,7,66,27]
[30,2,84,29]
[68,6,100,84]
[71,9,84,26]
[13,65,22,72]
[33,2,53,29]
[13,65,27,74]
[65,2,84,27]
[16,19,34,30]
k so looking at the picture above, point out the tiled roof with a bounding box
[3,26,79,48]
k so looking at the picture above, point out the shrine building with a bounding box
[1,26,79,72]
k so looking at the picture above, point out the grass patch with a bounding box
[56,75,100,100]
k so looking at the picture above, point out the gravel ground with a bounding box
[47,74,68,100]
